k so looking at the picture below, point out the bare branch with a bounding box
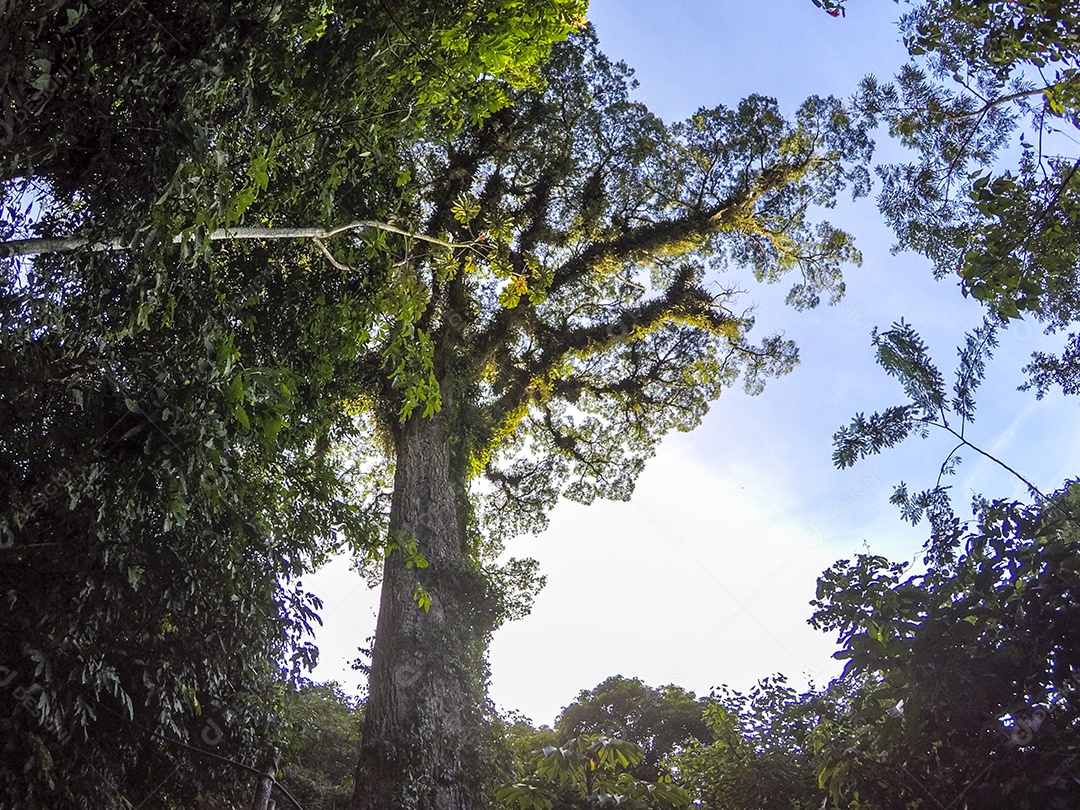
[0,220,476,258]
[313,237,353,271]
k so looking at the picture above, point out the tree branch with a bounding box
[312,237,353,271]
[884,84,1062,126]
[0,221,476,258]
[951,84,1064,120]
[478,268,735,444]
[936,422,1046,501]
[85,686,307,810]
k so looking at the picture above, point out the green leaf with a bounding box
[413,584,432,612]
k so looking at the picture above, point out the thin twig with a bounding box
[936,440,966,491]
[957,85,1057,118]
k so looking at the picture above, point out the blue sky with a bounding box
[308,0,1078,725]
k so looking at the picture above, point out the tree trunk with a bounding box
[250,749,280,810]
[352,411,490,810]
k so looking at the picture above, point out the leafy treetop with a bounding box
[338,28,874,546]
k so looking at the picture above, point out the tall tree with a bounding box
[3,10,870,809]
[1,1,583,805]
[345,29,871,810]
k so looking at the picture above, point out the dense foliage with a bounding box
[670,676,836,810]
[811,2,1080,807]
[277,682,364,809]
[812,484,1080,809]
[496,733,689,810]
[555,677,710,781]
[2,0,587,252]
[1,1,583,806]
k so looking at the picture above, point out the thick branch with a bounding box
[547,207,728,295]
[479,267,734,442]
[543,156,818,298]
[0,221,475,258]
[472,208,725,370]
[472,154,817,370]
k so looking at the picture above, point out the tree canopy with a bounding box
[815,0,1080,394]
[1,0,583,805]
[554,676,710,782]
[2,0,587,253]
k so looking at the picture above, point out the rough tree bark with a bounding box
[352,409,491,810]
[250,749,281,810]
